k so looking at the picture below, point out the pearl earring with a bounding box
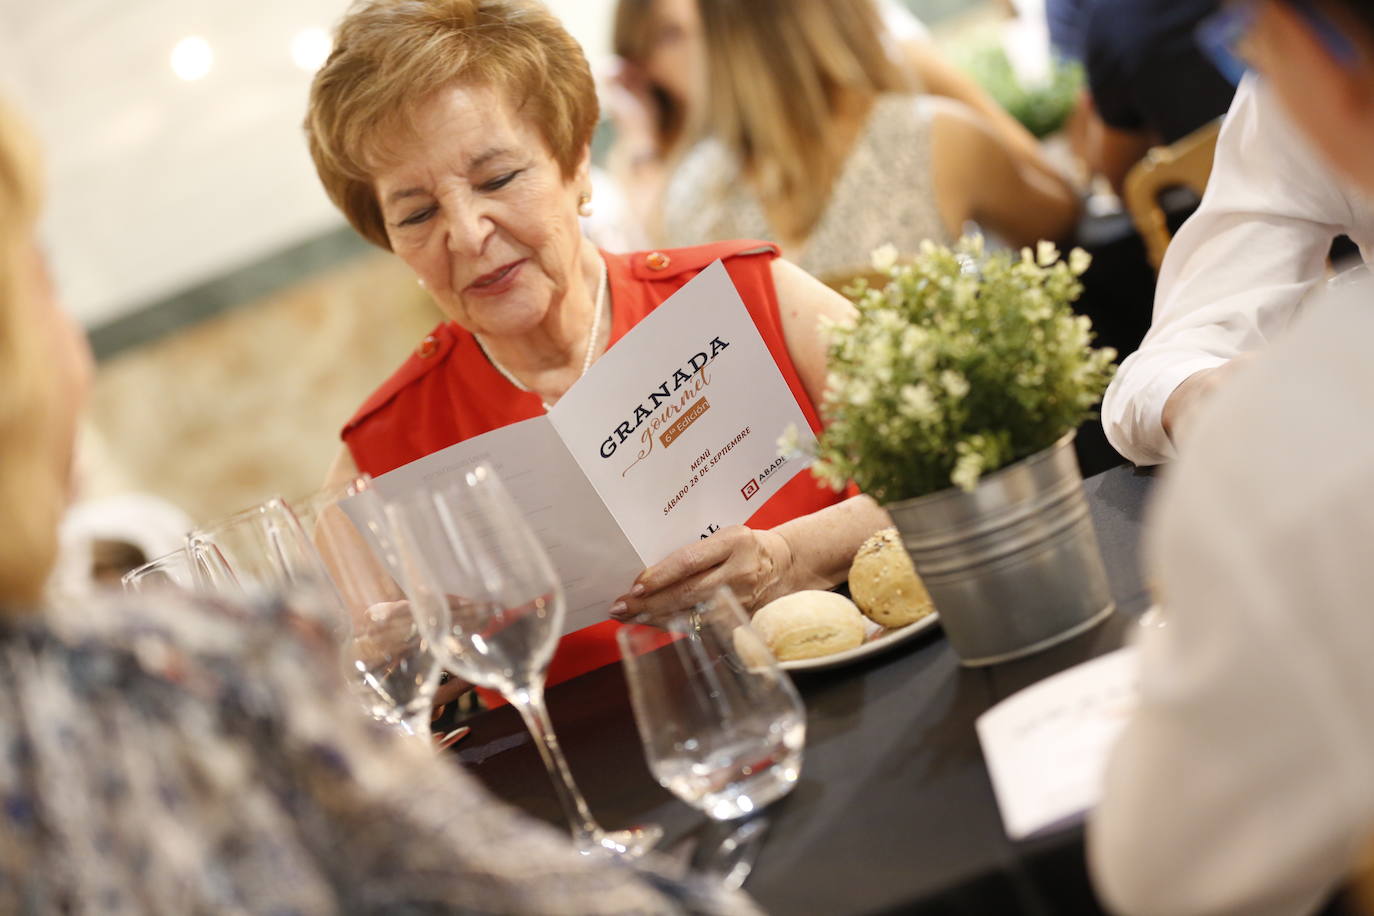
[417,277,426,289]
[577,192,592,218]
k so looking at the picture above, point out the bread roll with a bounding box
[849,528,935,628]
[749,590,866,660]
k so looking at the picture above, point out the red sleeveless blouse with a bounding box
[342,240,848,697]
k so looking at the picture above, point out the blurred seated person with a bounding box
[1102,59,1374,465]
[306,0,892,699]
[656,0,1080,281]
[1089,3,1374,914]
[1079,0,1236,193]
[1047,0,1092,61]
[0,92,753,915]
[609,0,1073,265]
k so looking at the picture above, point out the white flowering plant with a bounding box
[805,235,1116,501]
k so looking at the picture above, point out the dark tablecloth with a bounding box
[452,464,1157,914]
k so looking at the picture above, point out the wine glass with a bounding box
[190,490,445,738]
[617,586,806,822]
[187,497,348,637]
[384,461,661,857]
[294,476,447,738]
[122,547,196,594]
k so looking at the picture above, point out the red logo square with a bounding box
[741,479,760,500]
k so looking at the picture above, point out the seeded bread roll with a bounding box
[749,590,866,660]
[849,528,936,628]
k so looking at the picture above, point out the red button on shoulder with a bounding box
[645,251,672,271]
[415,334,440,358]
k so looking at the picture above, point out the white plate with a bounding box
[778,612,941,672]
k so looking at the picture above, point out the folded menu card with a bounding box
[976,645,1140,841]
[371,260,817,634]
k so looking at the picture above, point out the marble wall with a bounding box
[83,252,438,526]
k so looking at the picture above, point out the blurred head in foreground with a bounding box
[1226,0,1374,191]
[0,96,92,607]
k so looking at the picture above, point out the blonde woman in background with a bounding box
[652,0,1079,282]
[0,93,755,915]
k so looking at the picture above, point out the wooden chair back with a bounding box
[1123,119,1223,270]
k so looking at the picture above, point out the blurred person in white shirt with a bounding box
[1089,2,1374,914]
[1101,61,1374,466]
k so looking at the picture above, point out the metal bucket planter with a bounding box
[885,432,1113,666]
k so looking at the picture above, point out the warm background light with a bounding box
[290,26,332,73]
[170,35,213,81]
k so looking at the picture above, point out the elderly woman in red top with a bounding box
[306,0,890,691]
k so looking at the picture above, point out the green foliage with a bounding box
[810,237,1115,502]
[955,38,1083,138]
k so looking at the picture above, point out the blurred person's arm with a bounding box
[1082,105,1155,195]
[1101,76,1359,466]
[897,37,1063,190]
[323,444,360,494]
[1090,287,1374,916]
[928,96,1081,247]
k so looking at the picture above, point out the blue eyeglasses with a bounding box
[1197,0,1361,85]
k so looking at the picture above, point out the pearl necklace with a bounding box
[478,258,608,410]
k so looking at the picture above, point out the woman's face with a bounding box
[373,84,591,338]
[642,0,705,114]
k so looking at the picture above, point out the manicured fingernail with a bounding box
[631,583,646,596]
[610,601,627,616]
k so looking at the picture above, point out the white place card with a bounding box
[976,645,1140,841]
[370,260,818,634]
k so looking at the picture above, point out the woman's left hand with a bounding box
[610,526,794,624]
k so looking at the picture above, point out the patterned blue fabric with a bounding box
[0,594,757,915]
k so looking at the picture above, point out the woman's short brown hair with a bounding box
[306,0,599,250]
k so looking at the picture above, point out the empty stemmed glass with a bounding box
[122,547,196,594]
[385,461,661,858]
[187,497,348,637]
[189,488,445,739]
[294,476,447,738]
[618,587,806,823]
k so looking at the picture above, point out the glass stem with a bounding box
[510,682,603,850]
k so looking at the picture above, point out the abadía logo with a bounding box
[603,336,731,475]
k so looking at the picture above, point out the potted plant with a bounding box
[808,235,1118,665]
